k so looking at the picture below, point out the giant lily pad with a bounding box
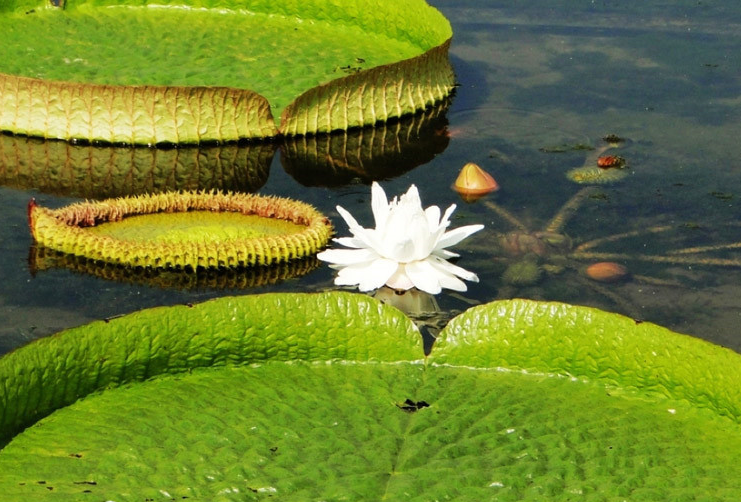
[0,0,454,145]
[28,191,333,269]
[2,293,741,500]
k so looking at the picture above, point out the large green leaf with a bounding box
[0,0,454,144]
[2,294,741,500]
[0,292,422,440]
[435,299,741,423]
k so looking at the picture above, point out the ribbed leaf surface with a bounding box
[0,0,453,143]
[2,295,741,500]
[29,191,334,269]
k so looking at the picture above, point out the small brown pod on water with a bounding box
[597,155,626,169]
[585,262,628,282]
[453,162,499,202]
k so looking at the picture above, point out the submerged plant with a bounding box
[318,182,483,294]
[28,190,333,269]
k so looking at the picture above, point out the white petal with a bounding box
[425,258,470,291]
[385,238,413,263]
[407,212,437,260]
[435,273,468,292]
[336,204,361,232]
[380,208,420,261]
[425,204,456,249]
[371,182,390,230]
[317,248,378,266]
[332,236,364,249]
[385,264,415,290]
[335,258,398,291]
[336,206,381,251]
[334,262,373,287]
[417,260,468,291]
[429,255,479,282]
[424,205,441,230]
[382,204,411,241]
[358,258,399,291]
[405,260,442,295]
[335,269,369,288]
[440,204,456,228]
[435,224,484,250]
[400,184,422,208]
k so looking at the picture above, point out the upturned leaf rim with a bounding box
[27,190,334,269]
[0,0,454,145]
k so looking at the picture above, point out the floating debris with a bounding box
[711,191,734,201]
[396,399,431,413]
[538,143,594,153]
[567,166,629,185]
[597,155,627,169]
[602,133,624,144]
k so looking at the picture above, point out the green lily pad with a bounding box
[28,191,334,269]
[2,294,741,500]
[0,0,454,144]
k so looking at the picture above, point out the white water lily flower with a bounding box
[317,182,484,295]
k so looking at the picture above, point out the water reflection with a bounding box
[29,246,321,291]
[0,135,273,198]
[0,101,451,198]
[373,286,453,355]
[0,105,453,303]
[281,103,450,186]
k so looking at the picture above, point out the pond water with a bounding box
[1,0,740,355]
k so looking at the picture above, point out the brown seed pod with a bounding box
[453,162,499,202]
[597,155,626,169]
[585,262,629,282]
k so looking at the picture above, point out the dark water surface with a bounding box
[1,0,740,354]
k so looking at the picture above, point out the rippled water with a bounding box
[1,0,740,354]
